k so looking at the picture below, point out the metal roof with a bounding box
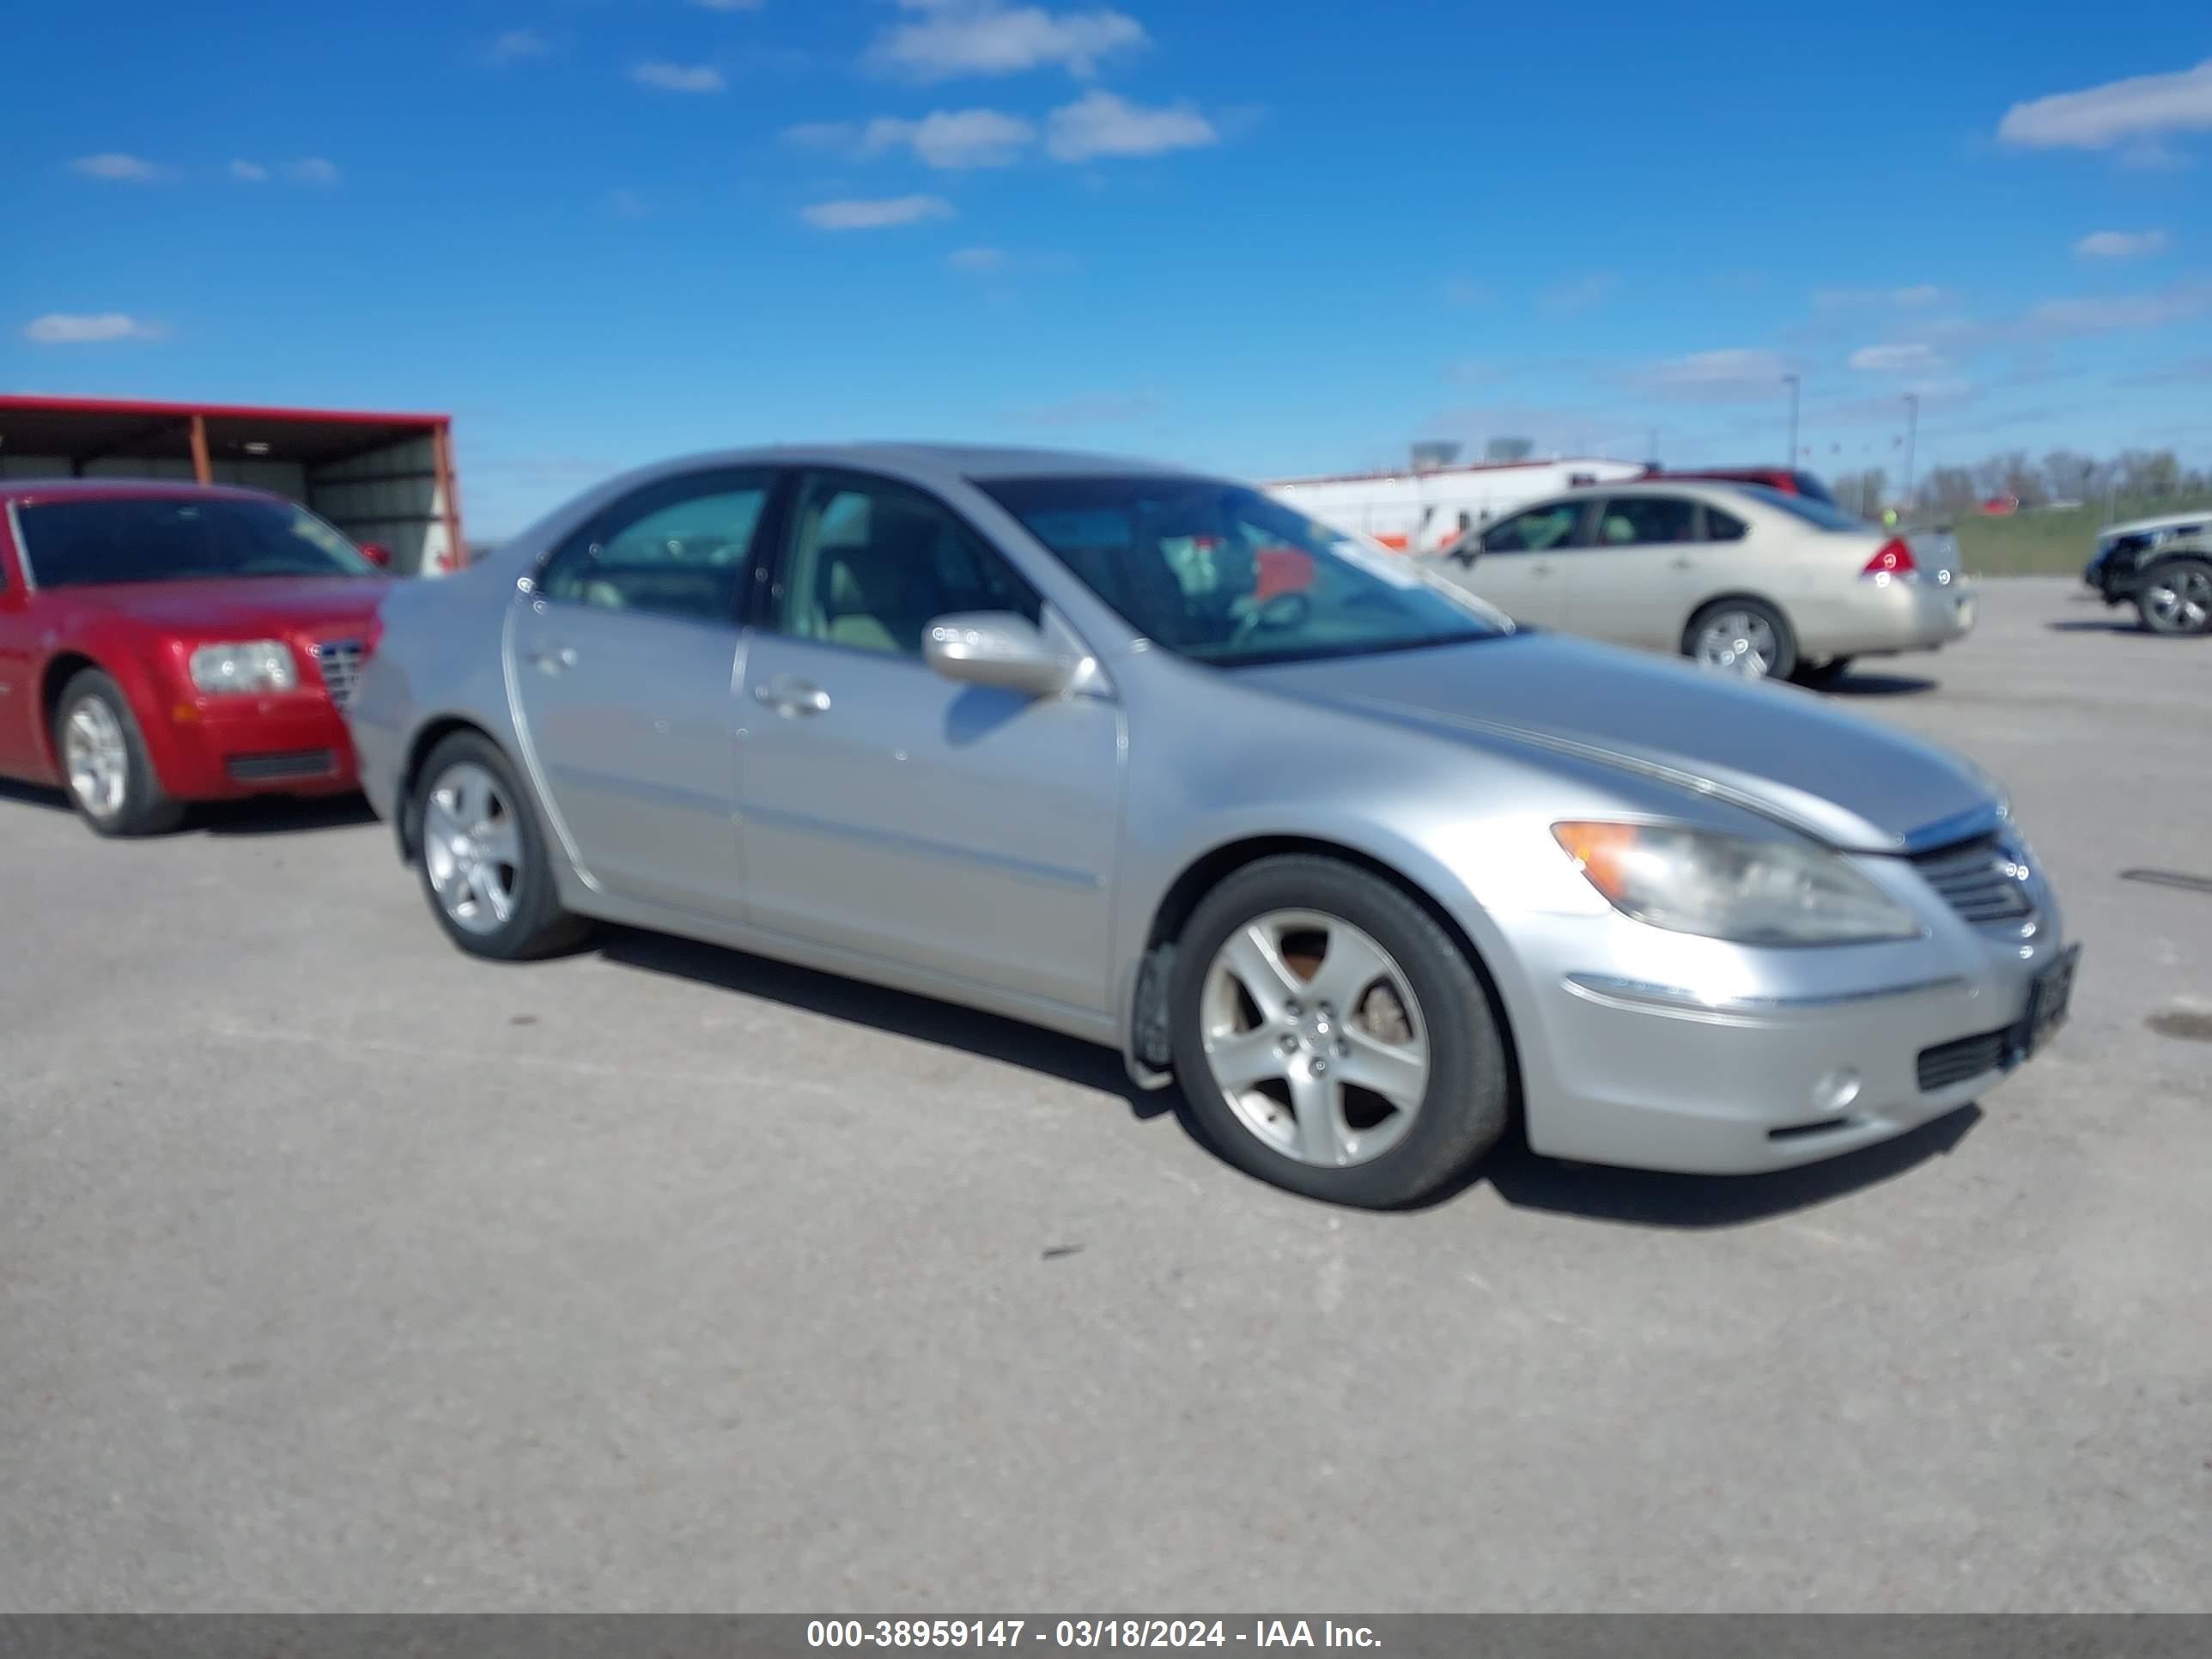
[0,392,449,469]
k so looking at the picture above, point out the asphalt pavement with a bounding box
[3,576,2207,1612]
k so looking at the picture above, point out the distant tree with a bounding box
[2040,448,2095,502]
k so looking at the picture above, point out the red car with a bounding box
[0,481,386,836]
[1650,466,1843,507]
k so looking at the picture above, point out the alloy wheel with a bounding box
[1199,908,1431,1168]
[2144,568,2212,635]
[1693,610,1778,678]
[423,761,524,935]
[63,699,130,822]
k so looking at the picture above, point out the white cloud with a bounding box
[2027,284,2212,335]
[1814,284,1949,310]
[632,60,726,93]
[800,194,955,229]
[694,0,764,8]
[611,188,649,219]
[1441,277,1492,307]
[286,157,341,186]
[949,246,1010,271]
[1997,59,2212,150]
[870,0,1146,82]
[229,160,269,182]
[1045,90,1215,161]
[492,28,551,62]
[1540,273,1619,313]
[2074,228,2171,258]
[1634,347,1792,403]
[70,153,164,183]
[866,108,1036,167]
[783,121,859,150]
[24,313,164,344]
[1850,343,1947,372]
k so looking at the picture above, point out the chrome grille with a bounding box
[1917,1028,2011,1092]
[311,638,366,709]
[1910,833,2034,925]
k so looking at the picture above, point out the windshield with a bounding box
[974,474,1509,666]
[17,495,379,586]
[1736,485,1870,532]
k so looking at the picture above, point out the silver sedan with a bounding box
[349,446,2077,1207]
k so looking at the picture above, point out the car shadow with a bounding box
[1474,1104,1983,1228]
[0,778,71,814]
[192,795,380,836]
[592,926,1176,1122]
[2047,618,2146,635]
[599,923,1984,1227]
[1821,672,1938,697]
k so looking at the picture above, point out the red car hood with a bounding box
[53,577,385,636]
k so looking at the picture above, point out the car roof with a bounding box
[615,441,1206,489]
[1,477,283,506]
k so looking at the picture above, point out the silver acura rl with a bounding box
[349,445,2078,1207]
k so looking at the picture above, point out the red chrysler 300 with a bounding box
[0,481,388,836]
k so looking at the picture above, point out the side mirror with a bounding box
[360,542,393,570]
[923,611,1077,697]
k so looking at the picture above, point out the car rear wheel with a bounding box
[2136,559,2212,636]
[410,732,589,961]
[1168,855,1510,1208]
[1685,599,1796,681]
[53,670,184,837]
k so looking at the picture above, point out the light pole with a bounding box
[1783,374,1800,471]
[1902,393,1919,512]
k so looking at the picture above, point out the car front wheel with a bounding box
[1685,598,1797,681]
[53,669,184,837]
[2136,558,2212,636]
[1168,854,1511,1208]
[410,732,589,961]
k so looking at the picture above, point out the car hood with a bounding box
[51,577,385,635]
[1237,634,1996,854]
[2100,510,2209,539]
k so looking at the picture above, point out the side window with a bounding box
[1481,501,1583,554]
[1702,504,1748,543]
[769,471,1040,659]
[1595,495,1698,546]
[539,470,772,624]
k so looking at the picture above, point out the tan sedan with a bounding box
[1419,481,1973,684]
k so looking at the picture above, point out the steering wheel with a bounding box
[1228,589,1312,645]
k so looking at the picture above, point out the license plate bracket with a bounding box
[2014,943,2081,1062]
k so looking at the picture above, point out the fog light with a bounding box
[1814,1068,1862,1113]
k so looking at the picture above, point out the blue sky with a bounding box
[5,1,2209,533]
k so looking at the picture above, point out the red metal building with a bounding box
[0,394,466,575]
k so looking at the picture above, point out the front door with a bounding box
[734,468,1121,1017]
[505,467,775,918]
[0,526,41,778]
[1436,499,1587,629]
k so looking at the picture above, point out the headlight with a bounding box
[1553,821,1921,945]
[189,641,297,695]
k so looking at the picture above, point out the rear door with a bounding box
[1567,494,1707,647]
[1427,499,1587,627]
[505,467,776,918]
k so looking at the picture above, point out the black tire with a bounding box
[2133,557,2212,637]
[1683,597,1798,682]
[1167,854,1511,1209]
[52,669,185,837]
[407,730,590,961]
[1792,656,1855,689]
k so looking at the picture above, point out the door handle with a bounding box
[530,644,579,675]
[1669,556,1694,570]
[753,676,831,717]
[1530,562,1553,578]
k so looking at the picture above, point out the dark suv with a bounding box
[2087,520,2212,635]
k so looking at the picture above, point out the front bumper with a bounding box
[1498,863,2070,1175]
[145,693,359,800]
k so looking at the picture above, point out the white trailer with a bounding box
[1268,457,1649,554]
